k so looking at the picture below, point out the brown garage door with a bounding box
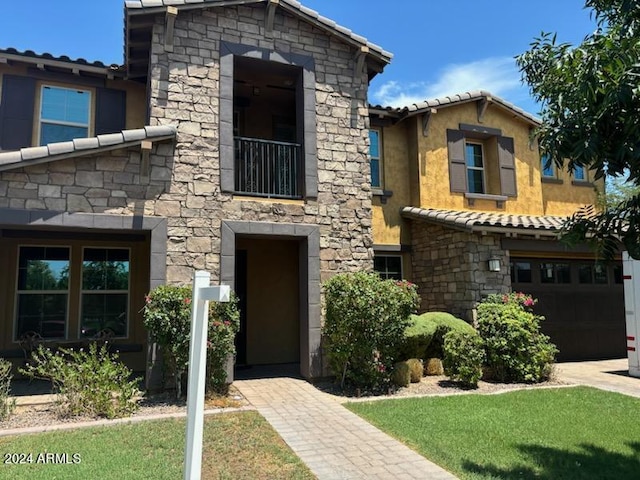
[510,258,626,361]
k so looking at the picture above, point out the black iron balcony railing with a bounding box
[234,136,302,199]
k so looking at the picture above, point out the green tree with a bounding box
[517,0,640,258]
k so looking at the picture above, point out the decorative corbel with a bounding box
[354,45,369,78]
[140,140,153,179]
[477,96,491,123]
[421,108,437,137]
[165,6,178,53]
[265,0,279,34]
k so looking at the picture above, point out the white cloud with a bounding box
[371,57,524,108]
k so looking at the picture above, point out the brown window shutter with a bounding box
[95,88,127,135]
[498,136,517,197]
[0,75,36,150]
[447,129,467,192]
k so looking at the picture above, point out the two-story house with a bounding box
[0,0,392,382]
[370,91,625,361]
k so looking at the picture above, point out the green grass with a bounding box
[347,386,640,479]
[0,411,314,480]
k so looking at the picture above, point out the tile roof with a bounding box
[0,48,124,74]
[401,206,568,236]
[0,126,176,172]
[401,90,541,125]
[125,0,393,63]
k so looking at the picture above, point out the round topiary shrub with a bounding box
[424,358,444,376]
[391,362,411,387]
[443,330,485,388]
[406,358,423,383]
[400,312,475,360]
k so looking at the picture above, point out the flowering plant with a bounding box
[485,291,537,308]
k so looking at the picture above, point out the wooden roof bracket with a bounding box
[477,96,491,123]
[165,6,178,53]
[265,0,279,34]
[422,108,437,137]
[354,45,369,78]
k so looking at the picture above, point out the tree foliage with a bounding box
[517,0,640,257]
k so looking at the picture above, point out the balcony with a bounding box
[234,136,302,199]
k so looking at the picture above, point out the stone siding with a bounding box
[410,222,511,322]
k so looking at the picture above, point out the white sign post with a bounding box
[184,271,231,480]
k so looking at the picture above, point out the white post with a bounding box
[184,271,230,480]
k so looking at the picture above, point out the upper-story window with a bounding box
[447,125,517,200]
[39,85,91,145]
[465,141,485,194]
[573,165,586,181]
[541,154,556,178]
[369,129,382,188]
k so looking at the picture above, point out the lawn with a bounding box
[0,411,314,480]
[347,386,640,480]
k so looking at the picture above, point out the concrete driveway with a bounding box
[555,358,640,398]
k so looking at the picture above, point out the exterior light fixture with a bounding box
[488,256,501,272]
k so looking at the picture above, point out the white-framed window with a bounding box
[15,246,70,340]
[39,85,91,145]
[80,248,130,338]
[574,165,587,181]
[465,141,485,194]
[541,154,556,178]
[374,254,403,280]
[369,129,382,188]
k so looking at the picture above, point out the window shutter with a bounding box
[0,75,36,150]
[95,88,126,135]
[498,136,517,197]
[447,129,467,192]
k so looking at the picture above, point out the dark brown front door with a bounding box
[511,258,625,361]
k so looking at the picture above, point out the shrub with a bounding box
[142,285,240,397]
[477,293,557,383]
[20,343,139,419]
[443,330,485,388]
[323,272,419,391]
[391,362,411,387]
[400,312,475,360]
[406,358,423,383]
[0,358,15,421]
[424,358,444,376]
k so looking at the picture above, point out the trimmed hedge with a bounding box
[443,330,485,388]
[400,312,475,360]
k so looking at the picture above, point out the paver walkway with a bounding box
[234,375,457,480]
[555,358,640,398]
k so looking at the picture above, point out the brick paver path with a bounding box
[235,376,457,480]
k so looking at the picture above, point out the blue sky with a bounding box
[0,0,597,114]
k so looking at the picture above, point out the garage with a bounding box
[510,257,626,361]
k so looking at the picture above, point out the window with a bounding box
[541,154,555,178]
[369,129,382,188]
[466,142,485,194]
[16,246,70,339]
[510,261,532,283]
[574,165,586,181]
[540,262,571,284]
[80,248,130,338]
[39,85,90,145]
[374,255,402,280]
[578,263,608,284]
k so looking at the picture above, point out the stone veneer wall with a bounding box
[145,4,374,284]
[410,222,511,322]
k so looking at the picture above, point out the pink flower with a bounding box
[184,298,191,305]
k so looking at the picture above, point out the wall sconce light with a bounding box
[488,256,501,272]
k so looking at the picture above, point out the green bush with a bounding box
[477,293,557,383]
[20,343,139,419]
[443,330,485,388]
[406,358,423,383]
[401,312,475,360]
[391,362,411,387]
[323,272,419,391]
[142,285,240,397]
[0,358,15,421]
